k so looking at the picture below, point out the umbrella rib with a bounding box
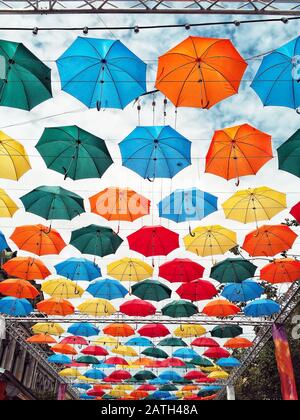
[261,61,292,106]
[107,61,146,92]
[103,64,124,109]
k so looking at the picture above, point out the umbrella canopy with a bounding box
[205,124,273,184]
[108,370,131,381]
[48,354,72,364]
[184,225,237,257]
[191,338,220,348]
[202,299,240,317]
[0,297,33,316]
[128,226,179,257]
[36,126,113,181]
[224,338,253,349]
[61,336,88,345]
[94,337,118,347]
[184,371,207,381]
[159,258,205,283]
[132,280,172,302]
[0,278,39,299]
[191,356,214,367]
[119,126,191,180]
[155,36,247,109]
[176,279,218,301]
[76,356,100,365]
[59,367,80,377]
[120,299,156,317]
[162,300,198,318]
[84,369,106,380]
[68,323,99,337]
[159,371,182,382]
[10,224,66,256]
[260,258,300,284]
[55,257,101,281]
[251,36,300,110]
[78,299,116,317]
[3,257,50,281]
[0,39,52,110]
[108,258,153,282]
[243,225,297,257]
[37,298,75,316]
[221,279,264,303]
[204,347,231,359]
[217,357,241,368]
[222,187,286,224]
[103,323,135,338]
[141,348,169,359]
[125,337,153,347]
[290,201,300,224]
[208,370,229,380]
[134,370,157,381]
[87,279,128,300]
[0,132,31,181]
[158,188,218,223]
[161,358,186,368]
[41,278,84,299]
[0,189,18,217]
[174,324,206,338]
[244,299,281,317]
[82,346,109,357]
[173,348,199,359]
[32,323,65,336]
[278,130,300,179]
[70,225,123,257]
[0,230,8,252]
[26,334,57,344]
[211,325,243,339]
[56,37,146,109]
[138,324,170,338]
[158,337,187,347]
[210,258,257,284]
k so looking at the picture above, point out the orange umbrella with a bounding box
[243,225,297,257]
[26,333,57,344]
[260,258,300,284]
[205,124,273,185]
[89,188,150,223]
[156,36,247,109]
[182,385,198,392]
[3,257,51,281]
[52,343,77,355]
[202,299,240,317]
[103,323,135,337]
[224,337,253,349]
[37,297,75,316]
[10,224,66,256]
[130,390,149,399]
[0,278,39,299]
[133,357,152,367]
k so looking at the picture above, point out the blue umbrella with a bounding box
[80,394,95,400]
[173,348,198,359]
[159,371,182,382]
[158,188,218,223]
[119,126,191,180]
[93,363,114,369]
[57,37,147,110]
[86,278,128,300]
[217,357,241,368]
[244,299,281,317]
[84,369,106,380]
[251,36,300,110]
[198,386,222,396]
[73,383,92,391]
[149,378,169,385]
[48,354,72,365]
[0,230,8,252]
[125,337,153,347]
[68,323,99,337]
[221,279,264,303]
[0,297,33,316]
[152,391,172,399]
[55,258,101,281]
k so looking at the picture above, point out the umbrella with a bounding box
[132,357,152,367]
[0,39,52,110]
[32,323,65,336]
[48,354,72,364]
[0,132,31,181]
[108,258,153,282]
[278,130,300,179]
[138,385,157,392]
[10,224,66,256]
[61,336,88,345]
[159,258,205,283]
[0,279,39,299]
[290,200,300,223]
[138,324,170,338]
[222,187,286,225]
[26,334,57,344]
[141,348,169,359]
[176,279,218,301]
[191,338,219,348]
[108,370,131,381]
[41,278,84,299]
[57,37,146,109]
[222,279,264,302]
[243,225,297,257]
[161,358,186,368]
[162,300,198,318]
[211,325,243,339]
[55,257,101,281]
[125,337,153,347]
[260,258,300,284]
[70,225,123,258]
[210,258,257,284]
[53,343,79,356]
[37,298,75,316]
[59,367,80,377]
[204,348,230,359]
[68,323,99,337]
[3,257,51,281]
[134,371,157,381]
[0,189,18,217]
[174,324,206,338]
[208,371,229,380]
[76,356,100,365]
[0,230,8,252]
[87,278,128,300]
[128,226,179,257]
[158,338,187,347]
[173,348,198,359]
[78,299,116,316]
[184,371,207,381]
[103,324,135,337]
[191,356,214,368]
[82,346,109,357]
[105,357,128,366]
[158,188,218,223]
[87,389,105,398]
[217,357,241,368]
[205,124,273,185]
[73,384,92,391]
[155,36,247,109]
[224,338,253,349]
[36,126,113,181]
[94,337,118,347]
[0,297,32,316]
[120,299,156,317]
[184,225,237,257]
[20,186,85,221]
[119,125,191,180]
[198,386,222,397]
[202,299,240,317]
[251,36,300,110]
[132,280,172,302]
[159,371,182,382]
[84,369,107,380]
[152,391,172,400]
[244,299,281,317]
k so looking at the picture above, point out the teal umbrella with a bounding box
[134,370,157,381]
[278,130,300,178]
[20,186,84,221]
[36,126,113,180]
[158,337,187,347]
[141,347,169,359]
[162,300,198,318]
[70,225,123,257]
[210,258,257,284]
[190,356,214,368]
[76,356,100,365]
[211,325,243,339]
[0,39,52,111]
[132,279,172,302]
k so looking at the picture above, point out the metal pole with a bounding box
[226,385,236,401]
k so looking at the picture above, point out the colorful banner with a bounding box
[272,324,298,401]
[57,384,67,401]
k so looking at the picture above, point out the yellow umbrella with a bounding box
[176,391,195,399]
[32,322,65,336]
[125,363,140,370]
[0,131,31,180]
[0,189,18,217]
[115,385,134,391]
[77,298,116,316]
[174,324,206,338]
[184,225,237,257]
[41,278,84,299]
[78,375,98,383]
[93,336,118,347]
[112,346,138,357]
[107,258,153,282]
[201,365,221,373]
[59,368,81,378]
[222,187,287,225]
[208,370,229,380]
[110,390,128,398]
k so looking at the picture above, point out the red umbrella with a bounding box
[69,362,88,367]
[120,299,156,317]
[148,360,164,368]
[159,258,205,283]
[161,358,185,368]
[195,377,216,384]
[138,385,157,391]
[127,226,179,257]
[82,346,109,356]
[184,371,207,381]
[60,336,88,346]
[138,324,170,338]
[191,337,220,348]
[87,389,105,398]
[290,201,300,223]
[203,348,230,359]
[108,370,132,381]
[103,377,119,383]
[105,357,128,366]
[176,279,218,301]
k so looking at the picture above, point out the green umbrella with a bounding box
[190,356,214,368]
[134,370,157,381]
[210,258,257,284]
[173,379,193,385]
[132,279,172,302]
[210,325,243,339]
[0,39,52,111]
[183,362,195,369]
[158,337,187,347]
[141,347,169,359]
[36,126,113,180]
[76,355,100,365]
[278,130,300,178]
[160,384,178,392]
[20,186,85,221]
[124,378,140,384]
[162,300,198,318]
[70,225,123,257]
